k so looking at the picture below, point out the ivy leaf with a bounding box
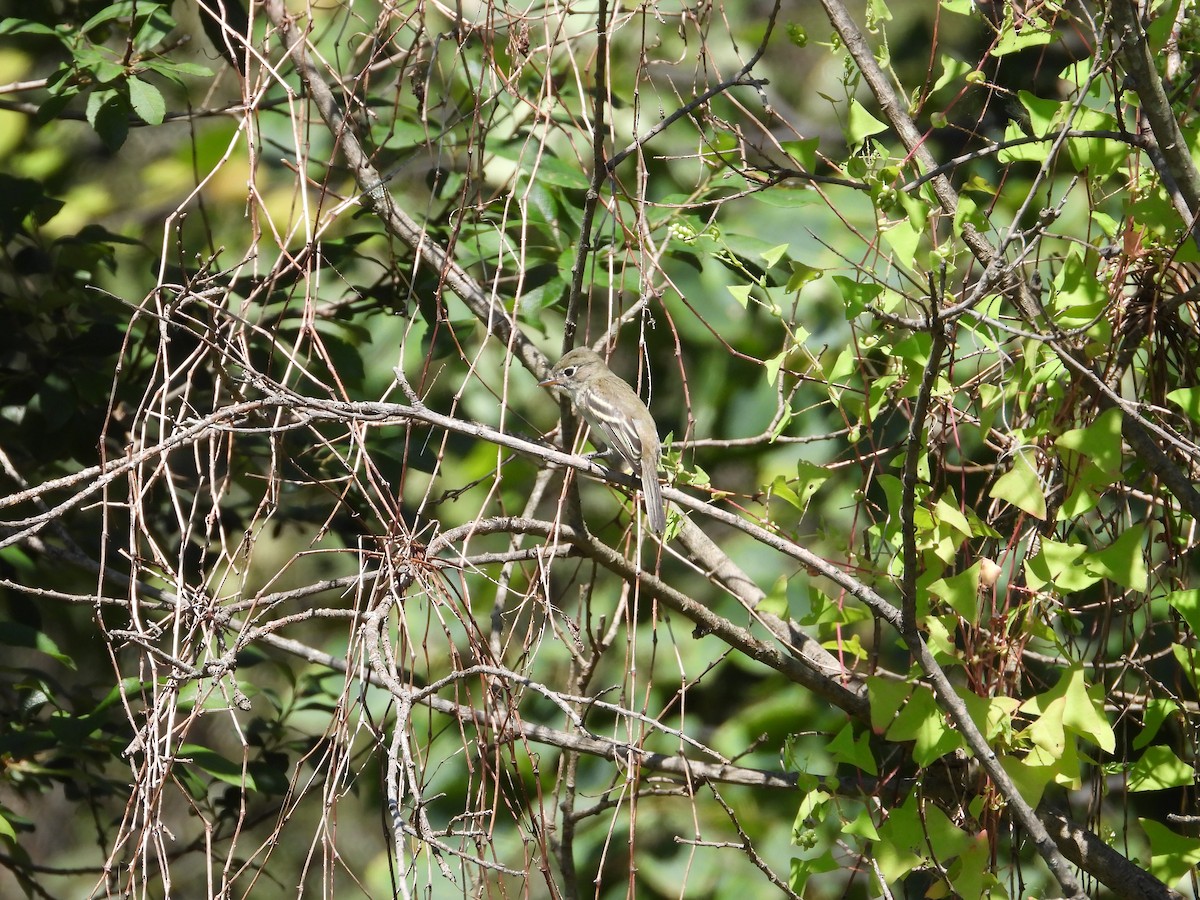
[948,833,992,900]
[932,54,973,93]
[1166,589,1200,636]
[1000,754,1057,808]
[1167,387,1200,424]
[1022,666,1115,753]
[989,450,1046,519]
[1128,746,1195,792]
[993,11,1052,56]
[1133,699,1179,750]
[827,723,877,775]
[1086,525,1148,592]
[845,99,887,148]
[1140,819,1200,888]
[1056,408,1123,479]
[1026,538,1098,593]
[867,676,911,733]
[832,275,882,317]
[927,561,981,623]
[885,685,964,765]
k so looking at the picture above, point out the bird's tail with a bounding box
[642,467,666,535]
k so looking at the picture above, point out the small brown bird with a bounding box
[539,348,667,535]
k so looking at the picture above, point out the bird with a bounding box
[539,348,667,535]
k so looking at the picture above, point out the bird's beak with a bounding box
[538,375,560,388]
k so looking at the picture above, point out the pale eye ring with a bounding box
[563,366,577,377]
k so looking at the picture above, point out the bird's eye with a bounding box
[563,366,577,377]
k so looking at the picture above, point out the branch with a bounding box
[604,1,781,173]
[260,0,549,380]
[900,295,947,637]
[816,0,1042,323]
[812,4,1091,895]
[430,516,867,714]
[1110,0,1200,244]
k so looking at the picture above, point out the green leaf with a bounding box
[37,91,75,124]
[932,54,973,93]
[0,620,76,668]
[727,284,752,307]
[1056,407,1123,480]
[885,684,964,765]
[993,13,1052,56]
[141,58,215,82]
[1051,245,1108,326]
[789,850,838,895]
[786,261,823,291]
[832,275,883,317]
[781,137,818,169]
[492,142,590,190]
[997,123,1045,163]
[127,76,165,125]
[876,795,968,884]
[82,1,140,32]
[1025,537,1098,593]
[948,833,993,900]
[760,243,789,268]
[874,795,925,883]
[792,789,831,831]
[867,676,911,732]
[761,574,789,617]
[845,99,887,147]
[86,89,131,150]
[527,152,591,189]
[1021,665,1115,753]
[801,588,870,628]
[753,186,820,208]
[0,174,65,238]
[795,460,829,505]
[1172,643,1200,692]
[179,744,257,790]
[958,690,1019,743]
[1022,691,1067,755]
[1167,588,1200,635]
[989,450,1046,519]
[76,45,127,85]
[926,563,981,623]
[1167,387,1200,424]
[1016,90,1063,135]
[880,215,921,265]
[0,18,60,36]
[1128,745,1195,792]
[133,4,176,51]
[827,723,877,775]
[1086,524,1148,592]
[932,495,971,539]
[1133,699,1179,750]
[1066,109,1128,177]
[0,807,17,842]
[922,615,960,664]
[843,807,880,841]
[1065,674,1116,753]
[1141,819,1200,888]
[999,754,1057,808]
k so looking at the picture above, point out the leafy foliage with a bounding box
[2,0,1200,898]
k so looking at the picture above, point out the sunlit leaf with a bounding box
[989,450,1046,519]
